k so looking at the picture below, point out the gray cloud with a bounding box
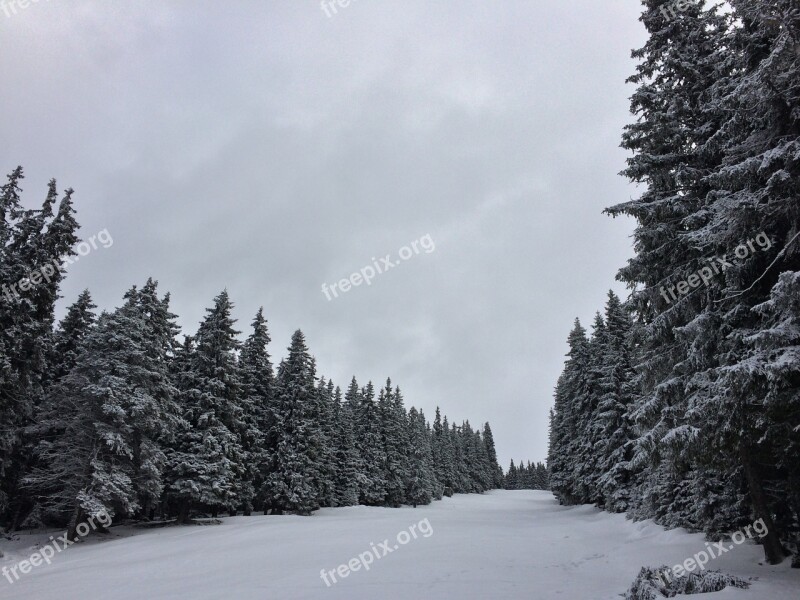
[0,0,645,467]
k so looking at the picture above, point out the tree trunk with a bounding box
[66,505,86,542]
[177,501,191,524]
[740,445,785,564]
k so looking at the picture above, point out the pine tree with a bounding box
[573,313,606,504]
[353,380,387,505]
[1,171,79,529]
[265,330,320,515]
[314,375,337,508]
[548,319,590,505]
[452,422,475,493]
[166,291,244,521]
[694,0,800,564]
[601,0,799,563]
[48,289,97,384]
[594,291,636,512]
[482,423,504,489]
[406,408,436,507]
[432,408,455,496]
[506,460,518,490]
[26,284,181,536]
[238,308,274,515]
[124,281,183,519]
[331,385,361,507]
[379,380,410,507]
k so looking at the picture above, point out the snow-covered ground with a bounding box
[1,490,797,599]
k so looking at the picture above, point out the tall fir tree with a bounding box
[166,291,244,521]
[1,171,79,529]
[265,330,320,515]
[238,308,274,514]
[354,380,387,505]
[379,380,410,507]
[406,408,437,507]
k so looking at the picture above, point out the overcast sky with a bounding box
[1,0,646,468]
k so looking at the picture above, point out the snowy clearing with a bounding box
[1,490,797,599]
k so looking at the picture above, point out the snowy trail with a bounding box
[1,490,797,599]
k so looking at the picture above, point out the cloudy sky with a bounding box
[1,0,646,467]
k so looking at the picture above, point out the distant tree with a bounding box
[406,408,437,507]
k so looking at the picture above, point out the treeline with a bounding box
[504,460,548,491]
[548,0,799,566]
[0,168,504,536]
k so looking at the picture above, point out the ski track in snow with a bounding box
[1,490,798,599]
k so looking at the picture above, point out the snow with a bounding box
[2,490,798,599]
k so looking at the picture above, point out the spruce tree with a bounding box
[166,291,244,521]
[331,385,361,507]
[27,284,180,535]
[406,408,436,507]
[379,380,410,507]
[1,171,79,529]
[265,330,320,515]
[355,381,388,505]
[482,423,504,489]
[594,291,636,512]
[48,289,97,384]
[548,319,590,505]
[238,308,274,514]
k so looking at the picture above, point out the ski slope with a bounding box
[1,490,797,599]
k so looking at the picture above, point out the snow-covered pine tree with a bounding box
[604,0,734,531]
[737,272,800,560]
[432,408,456,496]
[331,385,361,507]
[601,0,799,564]
[379,380,410,507]
[469,426,493,492]
[166,290,244,521]
[482,423,504,489]
[124,281,183,519]
[314,375,337,508]
[354,380,388,505]
[406,407,437,507]
[48,289,97,385]
[547,319,590,505]
[450,422,469,493]
[573,313,606,505]
[0,171,79,529]
[691,0,800,563]
[506,460,518,490]
[26,283,181,536]
[594,291,637,512]
[265,330,320,515]
[238,307,274,515]
[425,417,444,500]
[536,462,550,490]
